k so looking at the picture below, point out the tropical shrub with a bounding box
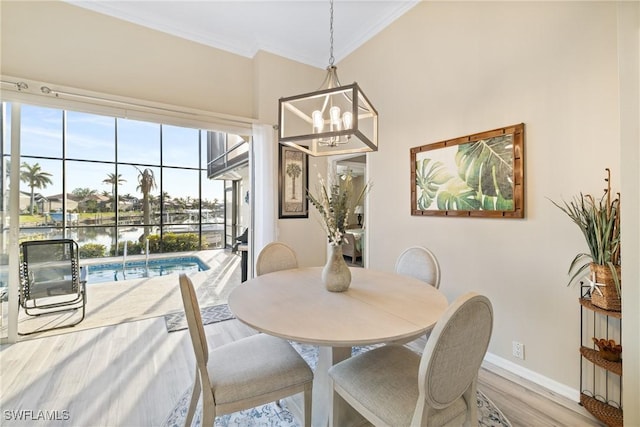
[109,241,143,256]
[147,233,205,253]
[79,243,106,259]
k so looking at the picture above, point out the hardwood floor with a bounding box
[478,365,602,426]
[1,250,602,426]
[0,315,603,427]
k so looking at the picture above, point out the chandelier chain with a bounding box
[329,0,335,66]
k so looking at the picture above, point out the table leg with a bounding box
[285,346,368,427]
[312,346,365,427]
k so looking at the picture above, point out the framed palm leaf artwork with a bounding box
[411,124,524,218]
[279,144,309,218]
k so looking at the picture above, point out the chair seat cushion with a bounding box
[329,345,467,426]
[208,333,313,406]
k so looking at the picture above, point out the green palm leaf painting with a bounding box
[415,158,451,209]
[412,124,523,217]
[436,177,482,210]
[456,135,514,200]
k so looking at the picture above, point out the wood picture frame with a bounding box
[279,144,309,218]
[410,123,524,218]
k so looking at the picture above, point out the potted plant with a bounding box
[307,171,369,292]
[550,168,621,311]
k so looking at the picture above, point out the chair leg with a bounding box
[18,289,87,336]
[303,383,312,427]
[329,378,342,427]
[462,377,479,427]
[201,391,216,427]
[184,366,201,427]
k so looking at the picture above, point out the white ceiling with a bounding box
[66,0,419,69]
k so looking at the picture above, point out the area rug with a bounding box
[164,303,235,332]
[163,343,512,427]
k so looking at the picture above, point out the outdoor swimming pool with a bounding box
[84,256,209,284]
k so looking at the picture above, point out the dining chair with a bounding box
[255,241,298,276]
[178,274,313,427]
[328,292,493,427]
[395,246,441,289]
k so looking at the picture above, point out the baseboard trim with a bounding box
[483,352,595,420]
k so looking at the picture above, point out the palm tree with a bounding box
[286,162,302,200]
[72,187,97,200]
[19,162,53,215]
[135,167,157,240]
[102,173,126,209]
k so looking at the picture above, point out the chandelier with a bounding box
[278,0,378,157]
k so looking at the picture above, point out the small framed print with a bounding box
[279,144,309,218]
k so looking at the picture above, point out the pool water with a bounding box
[85,256,209,284]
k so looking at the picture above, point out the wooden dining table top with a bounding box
[228,266,448,347]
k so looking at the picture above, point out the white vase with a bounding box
[322,244,351,292]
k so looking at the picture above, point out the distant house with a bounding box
[19,191,47,213]
[45,194,79,213]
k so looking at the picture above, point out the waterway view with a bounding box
[18,209,225,253]
[20,224,224,253]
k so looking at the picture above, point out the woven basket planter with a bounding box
[590,263,621,312]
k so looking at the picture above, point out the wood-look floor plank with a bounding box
[0,252,604,427]
[478,368,602,427]
[1,316,604,427]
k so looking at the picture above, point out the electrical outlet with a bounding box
[512,341,525,359]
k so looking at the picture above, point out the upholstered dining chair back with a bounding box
[179,274,211,427]
[256,242,298,276]
[328,292,493,427]
[395,246,441,288]
[180,274,210,368]
[414,292,493,424]
[179,274,314,427]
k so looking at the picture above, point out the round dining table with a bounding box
[228,266,448,427]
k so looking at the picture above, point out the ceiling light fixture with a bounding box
[278,0,378,157]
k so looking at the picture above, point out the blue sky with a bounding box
[8,104,225,202]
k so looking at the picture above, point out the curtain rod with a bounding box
[1,77,255,127]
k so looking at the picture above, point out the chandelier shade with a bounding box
[278,71,378,156]
[277,0,378,157]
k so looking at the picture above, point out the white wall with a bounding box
[337,0,637,410]
[617,2,640,423]
[252,51,329,268]
[0,1,254,117]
